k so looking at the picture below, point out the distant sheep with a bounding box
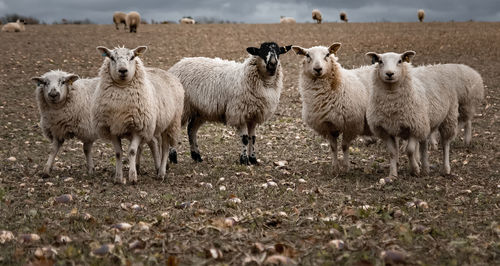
[418,9,425,22]
[280,16,296,24]
[126,11,141,33]
[32,70,99,177]
[366,51,458,178]
[312,9,322,24]
[180,17,195,24]
[340,12,348,23]
[1,19,25,32]
[113,12,127,30]
[168,42,292,165]
[93,46,184,184]
[292,43,371,173]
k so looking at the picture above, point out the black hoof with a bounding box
[240,154,249,165]
[249,155,258,165]
[169,150,178,164]
[40,172,50,179]
[191,151,203,162]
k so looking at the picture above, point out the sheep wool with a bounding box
[180,17,195,24]
[280,17,296,24]
[312,9,322,24]
[1,19,25,32]
[113,12,127,30]
[418,9,425,22]
[126,11,141,32]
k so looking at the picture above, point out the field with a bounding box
[0,22,499,265]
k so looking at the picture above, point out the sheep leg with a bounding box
[127,134,142,184]
[43,138,63,177]
[148,138,161,172]
[187,116,204,162]
[326,132,340,174]
[238,125,249,165]
[429,131,439,150]
[406,137,420,176]
[136,143,142,174]
[464,120,472,146]
[441,138,451,175]
[341,137,353,172]
[247,122,257,165]
[83,141,94,175]
[158,133,170,180]
[419,139,430,176]
[111,136,124,184]
[383,135,399,178]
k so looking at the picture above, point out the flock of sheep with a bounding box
[306,9,426,24]
[32,34,483,184]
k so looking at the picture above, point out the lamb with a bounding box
[93,46,184,184]
[418,9,425,22]
[340,12,348,23]
[1,19,25,32]
[31,70,99,177]
[365,51,458,179]
[126,11,141,33]
[312,9,322,24]
[180,17,195,24]
[280,16,296,24]
[113,12,127,30]
[292,43,371,173]
[168,42,292,164]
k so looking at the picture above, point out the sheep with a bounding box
[113,12,127,30]
[180,17,195,24]
[1,19,25,32]
[418,9,425,22]
[280,16,296,24]
[312,9,322,24]
[292,43,371,173]
[126,11,141,33]
[31,70,99,177]
[168,42,292,165]
[93,46,184,184]
[365,51,458,179]
[340,12,348,23]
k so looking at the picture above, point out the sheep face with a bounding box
[292,43,341,78]
[97,46,147,85]
[366,51,415,84]
[246,42,292,76]
[32,71,79,105]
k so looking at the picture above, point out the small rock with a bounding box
[160,212,169,218]
[45,182,54,187]
[267,181,278,187]
[114,234,121,244]
[219,185,226,191]
[328,239,344,249]
[0,230,14,244]
[63,177,74,182]
[298,178,306,183]
[329,228,342,238]
[7,156,16,162]
[417,201,429,209]
[219,177,225,182]
[112,223,132,231]
[206,248,223,259]
[278,211,287,217]
[199,182,213,189]
[139,191,147,198]
[55,194,73,204]
[82,213,94,221]
[19,233,40,243]
[92,244,114,256]
[228,197,241,204]
[131,204,142,211]
[261,183,268,189]
[56,235,72,244]
[273,160,288,167]
[381,250,407,264]
[224,217,237,227]
[34,246,57,259]
[136,222,149,231]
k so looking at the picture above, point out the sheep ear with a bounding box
[133,46,148,57]
[97,46,112,58]
[292,46,307,56]
[366,52,380,64]
[246,47,260,56]
[31,77,47,86]
[329,43,341,55]
[279,45,292,54]
[65,74,79,86]
[402,51,416,63]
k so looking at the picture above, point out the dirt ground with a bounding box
[0,22,499,265]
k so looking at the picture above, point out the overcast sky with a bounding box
[1,0,499,23]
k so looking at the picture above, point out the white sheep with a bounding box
[312,9,322,24]
[93,46,184,184]
[418,9,425,22]
[113,12,127,30]
[366,51,459,178]
[292,43,371,173]
[1,19,25,32]
[280,16,296,24]
[179,17,195,24]
[340,12,348,23]
[31,70,99,177]
[126,11,141,33]
[168,42,292,164]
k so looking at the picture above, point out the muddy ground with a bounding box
[0,22,499,265]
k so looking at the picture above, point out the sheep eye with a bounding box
[398,59,402,64]
[379,60,383,64]
[130,55,135,61]
[306,54,310,58]
[110,56,116,62]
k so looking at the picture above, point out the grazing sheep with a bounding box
[1,19,25,32]
[93,46,184,184]
[280,16,296,24]
[340,12,348,23]
[113,12,127,30]
[292,43,371,173]
[168,42,292,164]
[32,70,99,177]
[366,51,458,178]
[418,9,425,22]
[126,11,141,33]
[312,9,322,24]
[180,17,195,24]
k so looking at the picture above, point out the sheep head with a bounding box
[32,70,79,105]
[246,42,292,76]
[366,51,415,84]
[97,46,147,85]
[292,43,341,78]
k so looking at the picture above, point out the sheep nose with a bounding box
[48,91,60,98]
[386,72,394,78]
[118,68,128,75]
[314,67,322,74]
